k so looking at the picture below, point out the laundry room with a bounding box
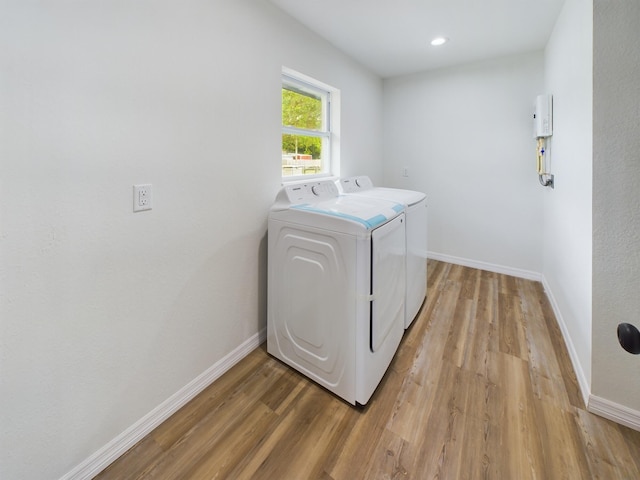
[1,1,639,479]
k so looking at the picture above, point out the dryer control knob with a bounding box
[311,185,320,195]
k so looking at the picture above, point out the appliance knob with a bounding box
[355,178,362,187]
[311,185,320,195]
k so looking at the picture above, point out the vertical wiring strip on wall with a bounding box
[534,94,554,188]
[537,137,554,187]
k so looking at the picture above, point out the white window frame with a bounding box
[281,67,340,181]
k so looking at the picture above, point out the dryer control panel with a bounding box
[338,176,374,193]
[273,180,339,209]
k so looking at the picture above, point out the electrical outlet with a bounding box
[402,167,409,177]
[133,184,152,212]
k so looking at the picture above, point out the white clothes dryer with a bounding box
[268,180,406,405]
[338,176,427,329]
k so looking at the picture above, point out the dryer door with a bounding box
[405,197,428,327]
[370,214,406,352]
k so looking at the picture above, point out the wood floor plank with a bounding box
[405,359,463,479]
[140,391,269,479]
[225,383,323,479]
[384,268,457,444]
[96,260,640,480]
[361,427,410,479]
[328,368,404,480]
[469,270,499,379]
[518,279,573,412]
[624,423,640,473]
[258,361,305,413]
[177,400,278,480]
[442,297,475,369]
[247,388,347,480]
[498,291,528,360]
[150,348,269,450]
[94,436,164,480]
[574,408,640,479]
[493,350,546,479]
[533,398,592,479]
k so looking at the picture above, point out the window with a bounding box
[281,69,338,179]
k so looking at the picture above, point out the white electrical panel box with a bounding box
[534,94,553,138]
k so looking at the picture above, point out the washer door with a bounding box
[370,214,406,352]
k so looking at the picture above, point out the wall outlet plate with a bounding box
[133,184,152,212]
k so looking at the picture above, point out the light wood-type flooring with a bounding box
[96,260,640,479]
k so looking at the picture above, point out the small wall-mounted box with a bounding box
[534,94,553,138]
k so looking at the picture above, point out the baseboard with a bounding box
[540,276,591,408]
[427,251,543,282]
[60,328,267,480]
[588,395,640,432]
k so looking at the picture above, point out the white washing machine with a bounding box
[267,180,406,405]
[338,176,427,329]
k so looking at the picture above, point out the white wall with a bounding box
[0,1,383,478]
[592,1,640,412]
[383,53,545,276]
[542,0,593,398]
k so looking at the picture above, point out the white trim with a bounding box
[282,66,335,93]
[540,276,591,407]
[588,395,640,432]
[427,251,543,281]
[59,328,267,480]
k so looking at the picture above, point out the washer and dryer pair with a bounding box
[267,178,427,406]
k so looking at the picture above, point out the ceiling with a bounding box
[269,0,566,78]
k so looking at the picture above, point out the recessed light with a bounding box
[430,37,448,46]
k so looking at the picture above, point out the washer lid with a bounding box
[270,180,404,232]
[291,195,404,229]
[338,176,426,206]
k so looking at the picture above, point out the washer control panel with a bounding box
[277,180,339,205]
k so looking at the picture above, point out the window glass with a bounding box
[281,71,334,179]
[282,87,324,131]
